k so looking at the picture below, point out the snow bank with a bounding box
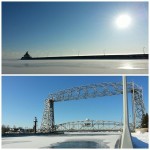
[131,132,149,148]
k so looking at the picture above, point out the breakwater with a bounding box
[21,53,148,60]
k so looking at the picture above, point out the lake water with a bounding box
[49,140,109,148]
[2,59,148,74]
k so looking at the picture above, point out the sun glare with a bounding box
[116,14,132,29]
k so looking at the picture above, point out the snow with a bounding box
[131,132,149,148]
[2,132,149,148]
[2,59,148,74]
[2,133,121,148]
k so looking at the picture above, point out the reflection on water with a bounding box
[118,63,146,70]
[50,140,109,148]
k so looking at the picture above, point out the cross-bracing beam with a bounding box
[55,120,134,132]
[41,82,145,132]
[41,99,55,132]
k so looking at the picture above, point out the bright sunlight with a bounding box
[116,14,132,29]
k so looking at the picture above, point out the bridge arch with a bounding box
[41,82,145,132]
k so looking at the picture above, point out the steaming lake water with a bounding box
[2,59,148,74]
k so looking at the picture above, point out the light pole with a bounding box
[121,76,133,148]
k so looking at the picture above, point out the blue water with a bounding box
[50,140,109,148]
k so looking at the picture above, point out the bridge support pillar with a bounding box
[132,82,136,130]
[121,76,133,148]
[49,99,55,132]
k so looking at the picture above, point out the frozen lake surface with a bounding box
[2,132,149,148]
[2,59,148,74]
[2,132,148,148]
[2,133,121,148]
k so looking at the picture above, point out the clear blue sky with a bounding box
[2,2,148,59]
[2,76,148,129]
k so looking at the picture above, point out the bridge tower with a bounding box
[41,99,55,132]
[131,82,145,129]
[41,81,145,132]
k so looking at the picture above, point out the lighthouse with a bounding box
[21,51,32,60]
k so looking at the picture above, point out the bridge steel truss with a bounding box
[55,120,134,132]
[41,82,145,132]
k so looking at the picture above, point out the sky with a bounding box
[2,2,148,59]
[2,76,148,129]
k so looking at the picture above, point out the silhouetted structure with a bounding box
[21,52,148,60]
[33,117,38,134]
[21,51,32,60]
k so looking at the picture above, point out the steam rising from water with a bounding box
[2,59,148,74]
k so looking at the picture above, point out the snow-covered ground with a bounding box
[2,59,148,74]
[131,132,149,148]
[2,133,121,148]
[2,132,149,148]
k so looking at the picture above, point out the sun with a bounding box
[116,14,132,29]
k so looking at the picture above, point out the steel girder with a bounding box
[41,82,145,132]
[41,99,55,132]
[131,83,146,128]
[55,120,123,132]
[48,82,125,101]
[55,120,134,132]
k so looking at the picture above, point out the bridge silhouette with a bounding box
[40,82,145,133]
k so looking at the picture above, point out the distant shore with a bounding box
[21,54,148,60]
